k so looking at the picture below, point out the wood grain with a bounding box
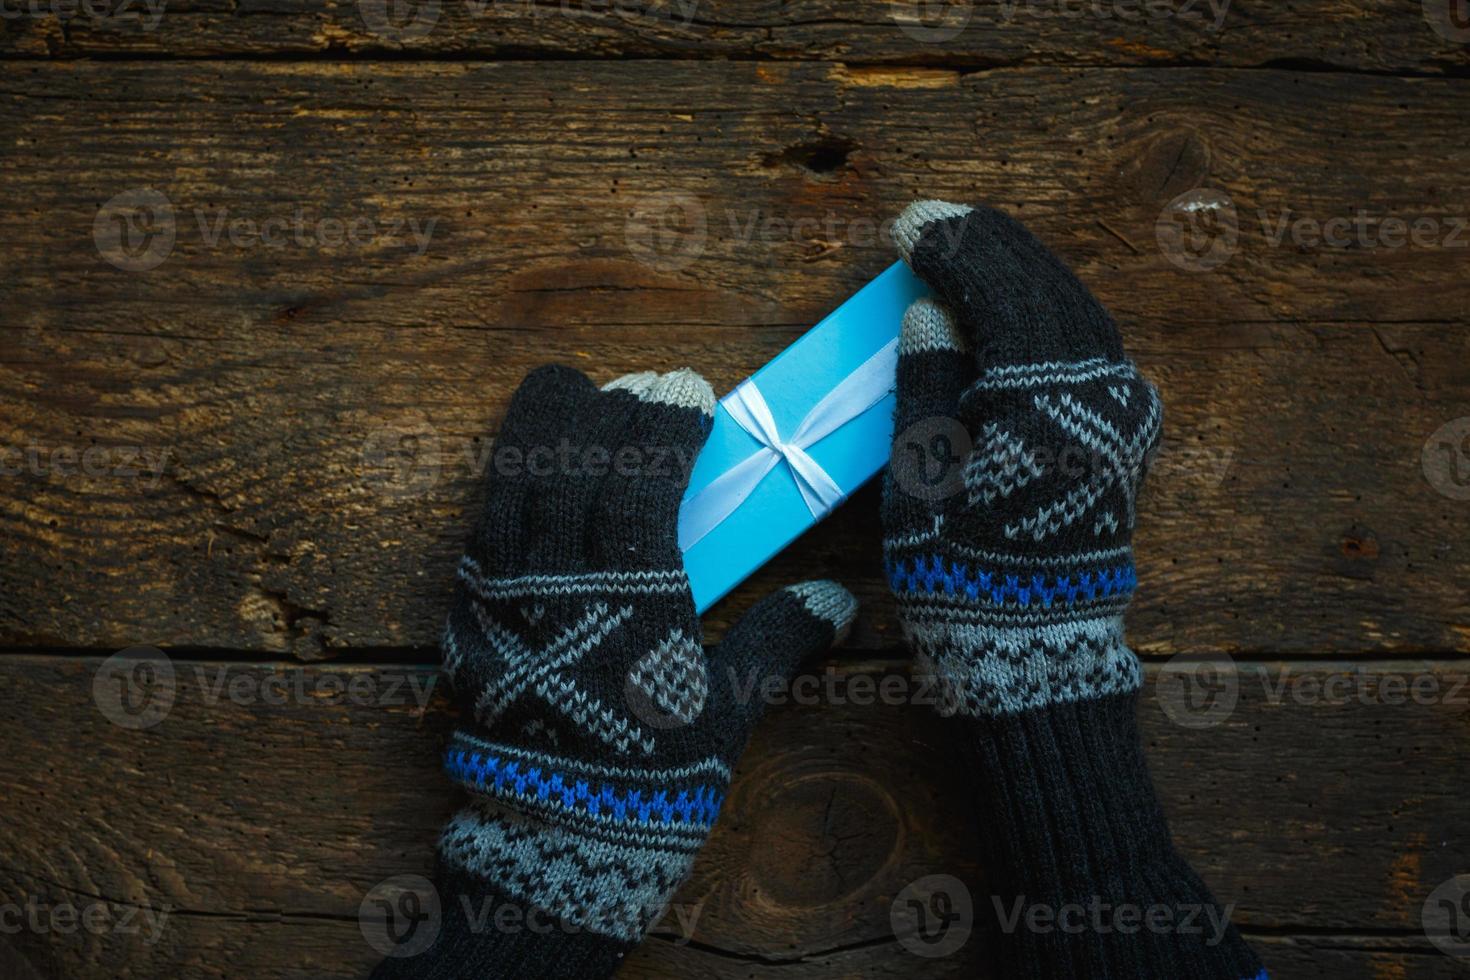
[1,0,1467,73]
[1,1,1465,978]
[1,62,1468,658]
[1246,936,1470,980]
[1,656,1466,978]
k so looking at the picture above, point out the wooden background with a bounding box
[2,1,1469,977]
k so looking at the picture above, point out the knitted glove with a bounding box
[374,365,857,980]
[884,201,1264,980]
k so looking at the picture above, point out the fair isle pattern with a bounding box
[440,800,702,943]
[950,360,1161,547]
[885,518,1134,567]
[886,357,1160,719]
[626,629,708,727]
[887,555,1136,608]
[896,599,1134,631]
[905,614,1142,716]
[457,600,661,756]
[969,356,1138,391]
[444,739,725,829]
[450,730,732,782]
[965,423,1043,507]
[1016,383,1162,541]
[457,557,691,600]
[466,602,631,723]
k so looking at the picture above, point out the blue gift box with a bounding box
[680,262,931,612]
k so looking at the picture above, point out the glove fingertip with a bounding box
[900,297,968,356]
[784,580,859,648]
[893,199,974,269]
[719,580,858,680]
[644,367,716,417]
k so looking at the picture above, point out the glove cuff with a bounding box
[957,692,1265,980]
[370,862,636,980]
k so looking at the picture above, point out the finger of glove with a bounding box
[886,298,976,531]
[472,364,599,578]
[893,200,1125,369]
[710,581,858,755]
[593,368,716,571]
[520,374,649,572]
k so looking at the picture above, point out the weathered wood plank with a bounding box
[0,656,1467,979]
[1,0,1466,74]
[4,919,1464,980]
[1245,936,1470,980]
[2,63,1468,656]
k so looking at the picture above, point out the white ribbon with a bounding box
[679,337,900,552]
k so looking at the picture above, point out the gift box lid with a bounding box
[680,261,930,612]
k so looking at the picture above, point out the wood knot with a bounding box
[761,136,858,178]
[743,769,901,907]
[1340,529,1380,560]
[1327,525,1384,581]
[1116,128,1213,205]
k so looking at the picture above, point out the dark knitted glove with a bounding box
[884,201,1264,980]
[375,366,857,980]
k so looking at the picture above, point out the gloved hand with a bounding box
[884,199,1157,716]
[883,200,1264,980]
[374,365,856,980]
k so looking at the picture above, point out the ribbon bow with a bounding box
[678,337,900,551]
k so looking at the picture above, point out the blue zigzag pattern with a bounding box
[887,555,1137,607]
[444,749,723,828]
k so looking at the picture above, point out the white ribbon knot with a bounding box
[678,337,899,552]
